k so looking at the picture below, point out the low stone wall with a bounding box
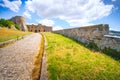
[0,36,26,48]
[96,35,120,51]
[53,24,120,51]
[0,37,24,48]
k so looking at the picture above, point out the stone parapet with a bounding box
[53,24,120,51]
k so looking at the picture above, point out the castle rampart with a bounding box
[53,24,120,51]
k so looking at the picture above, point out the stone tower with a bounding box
[10,16,28,31]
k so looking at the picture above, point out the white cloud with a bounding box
[25,0,113,27]
[0,0,22,12]
[26,22,37,25]
[37,19,63,30]
[38,19,55,26]
[23,11,31,19]
[53,26,63,31]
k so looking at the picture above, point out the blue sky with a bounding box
[0,0,120,31]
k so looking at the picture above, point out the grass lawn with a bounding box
[0,28,32,42]
[43,32,120,80]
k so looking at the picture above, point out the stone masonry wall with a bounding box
[96,35,120,51]
[10,16,28,31]
[53,24,120,51]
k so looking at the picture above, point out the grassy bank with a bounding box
[43,32,120,80]
[0,28,32,42]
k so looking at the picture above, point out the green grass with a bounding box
[0,28,32,42]
[43,32,120,80]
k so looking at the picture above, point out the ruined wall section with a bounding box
[53,24,120,51]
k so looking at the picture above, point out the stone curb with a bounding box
[31,33,45,80]
[0,35,27,48]
[40,33,47,80]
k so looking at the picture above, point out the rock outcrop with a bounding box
[10,16,28,31]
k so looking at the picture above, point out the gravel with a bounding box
[0,33,41,80]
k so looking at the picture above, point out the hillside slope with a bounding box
[0,28,31,42]
[43,32,120,80]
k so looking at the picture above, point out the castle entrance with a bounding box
[35,30,37,33]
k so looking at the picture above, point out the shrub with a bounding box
[15,24,20,30]
[103,47,120,60]
[87,41,100,51]
[0,18,14,28]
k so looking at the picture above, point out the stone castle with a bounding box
[27,24,52,32]
[54,24,120,52]
[10,16,120,51]
[10,16,52,32]
[10,16,28,31]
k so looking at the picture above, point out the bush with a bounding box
[0,19,7,27]
[87,41,100,51]
[0,18,14,28]
[15,24,20,30]
[0,24,4,27]
[103,47,120,60]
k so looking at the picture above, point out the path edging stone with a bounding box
[40,33,47,80]
[0,35,29,48]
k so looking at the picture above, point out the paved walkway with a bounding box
[0,33,41,80]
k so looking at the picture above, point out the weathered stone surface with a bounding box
[97,36,120,51]
[54,24,120,51]
[10,16,28,31]
[27,24,52,32]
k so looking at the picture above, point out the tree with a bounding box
[0,18,14,28]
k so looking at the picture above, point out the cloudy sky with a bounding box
[0,0,120,31]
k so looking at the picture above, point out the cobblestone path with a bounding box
[0,33,41,80]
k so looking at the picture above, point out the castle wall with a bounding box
[53,24,120,51]
[96,35,120,51]
[10,16,28,31]
[27,24,52,32]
